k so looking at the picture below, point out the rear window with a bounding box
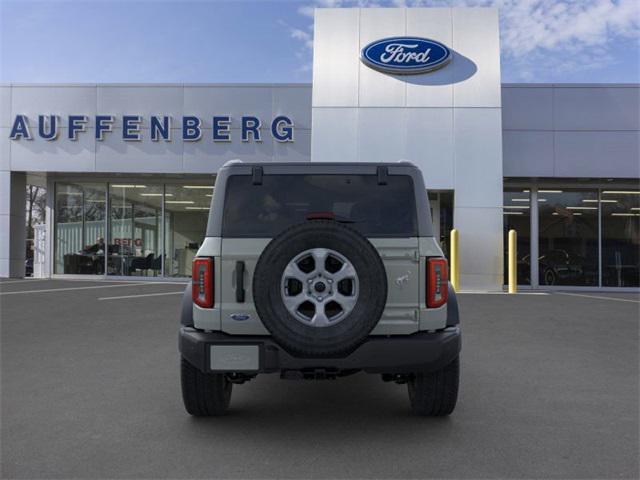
[222,174,417,237]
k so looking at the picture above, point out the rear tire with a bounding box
[181,358,232,416]
[408,357,459,416]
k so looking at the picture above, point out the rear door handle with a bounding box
[235,261,245,303]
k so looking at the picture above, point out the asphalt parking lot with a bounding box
[1,279,638,479]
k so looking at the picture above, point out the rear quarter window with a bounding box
[222,174,417,238]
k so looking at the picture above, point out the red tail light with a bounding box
[427,258,448,308]
[192,257,214,308]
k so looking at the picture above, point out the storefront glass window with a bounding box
[601,190,640,287]
[164,183,213,277]
[108,184,162,276]
[503,188,531,285]
[538,189,598,286]
[54,183,106,274]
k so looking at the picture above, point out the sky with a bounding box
[1,0,639,84]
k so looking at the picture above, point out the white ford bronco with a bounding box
[180,162,460,416]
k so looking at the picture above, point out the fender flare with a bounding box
[446,281,459,327]
[181,282,194,327]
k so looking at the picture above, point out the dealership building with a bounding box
[1,7,638,290]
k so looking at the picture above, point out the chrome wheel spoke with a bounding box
[310,306,331,327]
[333,262,357,282]
[334,292,358,312]
[311,248,329,273]
[283,262,306,283]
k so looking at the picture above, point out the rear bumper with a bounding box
[179,326,461,374]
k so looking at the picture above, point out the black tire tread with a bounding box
[408,357,459,416]
[181,358,232,416]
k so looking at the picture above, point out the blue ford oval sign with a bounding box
[361,37,451,75]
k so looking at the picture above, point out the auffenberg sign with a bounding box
[8,114,295,142]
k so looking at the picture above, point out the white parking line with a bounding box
[0,279,51,285]
[556,292,640,304]
[0,283,156,295]
[458,291,549,295]
[98,291,184,300]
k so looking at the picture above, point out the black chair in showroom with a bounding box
[129,253,154,275]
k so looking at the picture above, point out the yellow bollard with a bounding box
[508,229,517,293]
[450,229,459,292]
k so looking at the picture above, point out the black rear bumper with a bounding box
[179,327,461,374]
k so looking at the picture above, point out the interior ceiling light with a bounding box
[111,184,147,188]
[166,200,195,204]
[503,205,529,209]
[612,213,640,216]
[566,206,597,210]
[185,206,209,210]
[183,185,214,189]
[602,191,640,195]
[503,211,523,215]
[511,198,529,202]
[538,189,562,193]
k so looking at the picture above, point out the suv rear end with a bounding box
[180,162,460,416]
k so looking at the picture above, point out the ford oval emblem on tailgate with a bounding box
[361,36,451,75]
[230,313,250,321]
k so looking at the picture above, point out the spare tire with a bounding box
[253,220,387,357]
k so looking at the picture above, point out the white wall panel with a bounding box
[311,108,358,162]
[454,205,503,288]
[97,86,184,129]
[312,8,360,107]
[453,108,502,208]
[357,108,405,162]
[274,130,311,163]
[358,8,406,107]
[0,128,10,171]
[452,8,501,108]
[183,137,274,173]
[405,8,453,107]
[273,87,313,130]
[11,86,97,127]
[95,134,183,173]
[11,130,96,172]
[404,108,454,189]
[0,87,11,128]
[184,86,273,129]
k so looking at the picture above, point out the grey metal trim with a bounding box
[597,188,602,288]
[161,184,165,278]
[530,186,539,288]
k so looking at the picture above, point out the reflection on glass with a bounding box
[164,183,213,277]
[54,183,106,274]
[602,190,640,287]
[538,189,598,286]
[503,188,531,285]
[108,184,162,276]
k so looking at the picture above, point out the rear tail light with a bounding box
[192,257,214,308]
[427,258,448,308]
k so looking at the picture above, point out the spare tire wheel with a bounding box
[253,220,387,357]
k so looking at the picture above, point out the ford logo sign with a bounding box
[361,37,451,75]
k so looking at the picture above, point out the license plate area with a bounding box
[209,345,260,372]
